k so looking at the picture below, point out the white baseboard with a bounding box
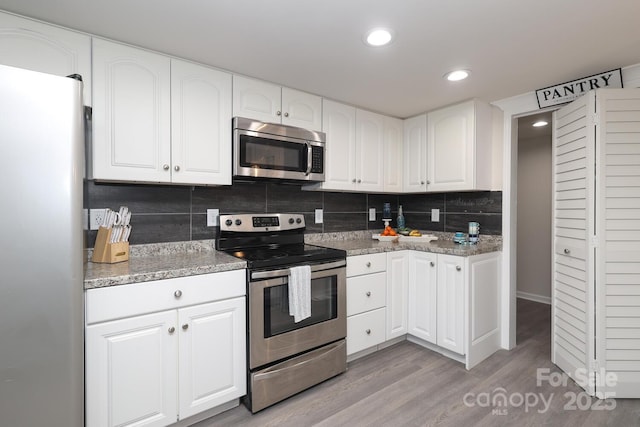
[517,291,551,305]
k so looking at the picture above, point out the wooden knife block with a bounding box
[92,226,129,263]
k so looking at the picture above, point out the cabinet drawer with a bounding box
[347,253,386,277]
[347,272,386,316]
[86,269,245,324]
[347,308,386,355]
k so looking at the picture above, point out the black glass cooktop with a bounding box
[225,244,345,269]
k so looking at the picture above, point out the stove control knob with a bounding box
[235,219,242,226]
[225,219,232,226]
[289,218,295,224]
[296,218,302,224]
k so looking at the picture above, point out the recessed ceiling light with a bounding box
[444,69,470,81]
[532,120,549,127]
[365,28,393,47]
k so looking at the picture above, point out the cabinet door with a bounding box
[92,39,171,182]
[403,114,428,192]
[386,251,409,339]
[355,109,385,192]
[384,116,404,192]
[171,59,232,185]
[321,99,357,190]
[427,101,474,191]
[0,12,92,105]
[232,75,281,123]
[178,297,246,419]
[86,311,177,427]
[437,254,466,355]
[281,87,322,131]
[408,251,437,343]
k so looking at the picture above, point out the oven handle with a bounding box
[250,259,346,280]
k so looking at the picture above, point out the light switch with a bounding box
[431,208,440,222]
[315,208,323,224]
[369,208,376,221]
[207,209,219,227]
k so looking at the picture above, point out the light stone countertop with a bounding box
[84,240,245,290]
[84,232,501,289]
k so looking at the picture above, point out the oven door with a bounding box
[233,129,324,181]
[248,261,346,369]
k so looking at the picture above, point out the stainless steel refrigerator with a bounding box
[0,63,84,426]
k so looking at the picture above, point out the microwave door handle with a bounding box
[305,142,312,176]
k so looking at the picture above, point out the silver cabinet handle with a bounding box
[284,112,289,117]
[174,290,182,298]
[352,178,356,183]
[427,180,431,184]
[421,181,425,185]
[366,262,371,267]
[174,165,180,172]
[564,249,570,254]
[366,329,371,335]
[168,327,175,334]
[357,179,362,183]
[456,266,461,271]
[366,291,371,297]
[163,164,170,171]
[182,324,189,330]
[276,110,282,116]
[430,261,435,267]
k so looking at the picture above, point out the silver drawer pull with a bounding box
[366,291,371,297]
[174,290,183,298]
[182,324,189,330]
[430,261,435,267]
[564,249,570,254]
[168,327,175,334]
[366,329,371,335]
[456,266,461,271]
[366,262,371,267]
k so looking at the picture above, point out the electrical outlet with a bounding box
[207,209,219,227]
[315,208,323,224]
[431,208,440,222]
[369,208,376,221]
[89,208,107,230]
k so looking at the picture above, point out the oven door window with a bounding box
[240,134,307,172]
[264,275,337,337]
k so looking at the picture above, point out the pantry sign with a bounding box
[535,68,623,108]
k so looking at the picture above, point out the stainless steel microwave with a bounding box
[232,117,325,182]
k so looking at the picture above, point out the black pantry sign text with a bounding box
[535,68,623,108]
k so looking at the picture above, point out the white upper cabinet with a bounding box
[383,116,404,193]
[232,75,322,131]
[427,100,493,192]
[92,38,171,183]
[314,100,390,192]
[171,59,232,185]
[318,99,357,191]
[0,11,91,105]
[403,114,428,192]
[92,39,232,185]
[355,109,385,192]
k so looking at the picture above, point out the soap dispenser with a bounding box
[397,205,405,229]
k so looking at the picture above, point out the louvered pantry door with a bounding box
[595,89,640,398]
[552,92,596,395]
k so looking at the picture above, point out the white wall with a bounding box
[516,133,552,303]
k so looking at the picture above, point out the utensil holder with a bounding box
[92,226,129,263]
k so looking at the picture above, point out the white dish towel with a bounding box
[288,265,311,323]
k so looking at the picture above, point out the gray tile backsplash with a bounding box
[86,180,502,245]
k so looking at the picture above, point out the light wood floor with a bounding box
[197,299,640,426]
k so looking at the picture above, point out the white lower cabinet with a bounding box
[346,253,387,355]
[386,251,409,339]
[436,254,466,355]
[407,251,437,343]
[85,270,246,427]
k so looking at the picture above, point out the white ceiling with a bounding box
[1,0,640,118]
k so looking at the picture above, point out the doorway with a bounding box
[516,112,553,305]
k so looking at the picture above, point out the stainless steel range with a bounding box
[216,213,347,413]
